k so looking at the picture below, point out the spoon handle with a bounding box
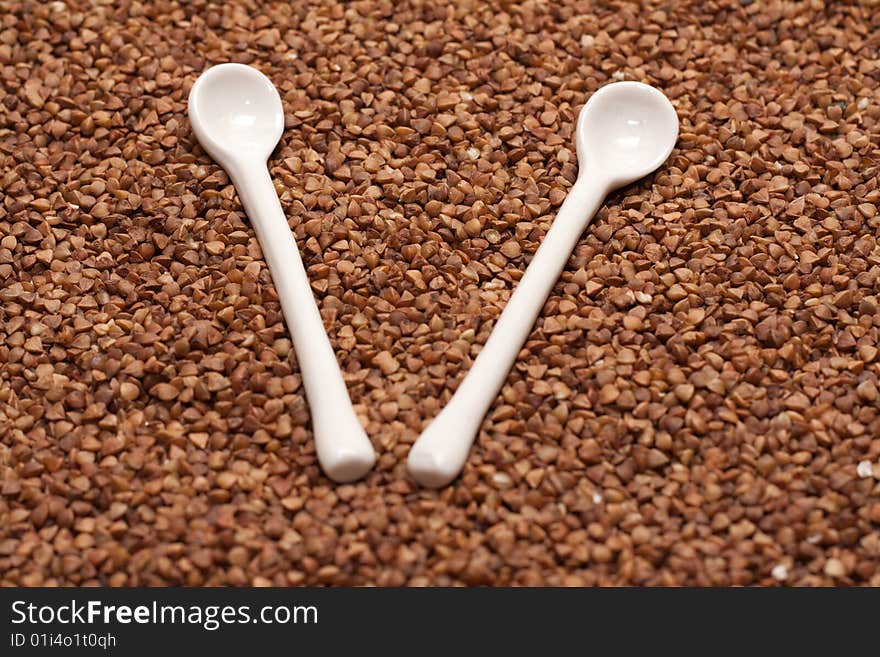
[407,176,608,487]
[232,164,375,482]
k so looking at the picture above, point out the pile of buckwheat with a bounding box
[1,0,879,585]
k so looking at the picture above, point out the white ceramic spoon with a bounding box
[408,81,679,488]
[188,63,375,482]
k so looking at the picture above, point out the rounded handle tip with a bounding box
[321,444,376,483]
[407,441,463,489]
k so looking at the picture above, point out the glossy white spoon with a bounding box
[408,81,679,488]
[188,63,375,482]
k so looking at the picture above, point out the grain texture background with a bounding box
[1,0,879,585]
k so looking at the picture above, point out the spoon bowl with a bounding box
[576,81,679,189]
[188,63,285,167]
